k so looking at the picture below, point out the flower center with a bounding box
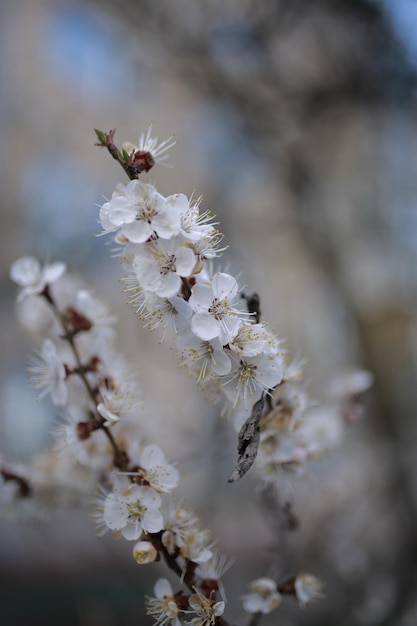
[137,202,157,223]
[160,254,176,275]
[238,361,257,383]
[128,501,146,520]
[209,297,229,320]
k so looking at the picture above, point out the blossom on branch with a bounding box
[10,256,66,302]
[103,476,164,540]
[242,577,281,614]
[28,338,68,406]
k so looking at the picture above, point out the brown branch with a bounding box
[41,286,130,471]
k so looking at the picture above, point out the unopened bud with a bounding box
[133,540,158,564]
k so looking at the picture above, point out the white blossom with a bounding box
[99,180,180,243]
[296,405,344,457]
[327,369,374,400]
[10,256,66,301]
[54,409,113,471]
[28,338,68,406]
[261,380,310,432]
[104,478,164,540]
[161,502,200,556]
[146,578,182,626]
[167,193,216,242]
[221,351,284,410]
[137,444,180,493]
[189,272,247,344]
[229,322,281,357]
[180,526,215,565]
[242,577,281,614]
[133,237,196,298]
[177,333,232,382]
[294,573,325,607]
[195,552,235,603]
[75,289,117,329]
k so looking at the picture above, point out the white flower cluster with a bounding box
[98,131,373,491]
[147,578,225,626]
[99,181,285,416]
[8,255,233,622]
[6,258,141,497]
[253,361,374,490]
[241,573,324,616]
[5,127,371,625]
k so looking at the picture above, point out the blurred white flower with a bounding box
[242,577,281,614]
[327,369,374,400]
[294,572,325,607]
[180,527,214,565]
[28,338,67,406]
[10,256,66,301]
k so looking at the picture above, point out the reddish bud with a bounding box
[63,307,92,335]
[76,421,93,440]
[130,150,155,174]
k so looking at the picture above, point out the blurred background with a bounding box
[1,0,417,624]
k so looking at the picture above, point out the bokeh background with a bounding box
[1,1,417,624]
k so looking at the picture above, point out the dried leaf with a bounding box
[228,395,265,482]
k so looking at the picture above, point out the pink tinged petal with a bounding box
[191,313,221,341]
[122,220,154,243]
[189,283,214,312]
[212,272,238,299]
[175,246,196,276]
[142,508,164,533]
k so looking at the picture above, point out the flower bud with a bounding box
[133,540,158,564]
